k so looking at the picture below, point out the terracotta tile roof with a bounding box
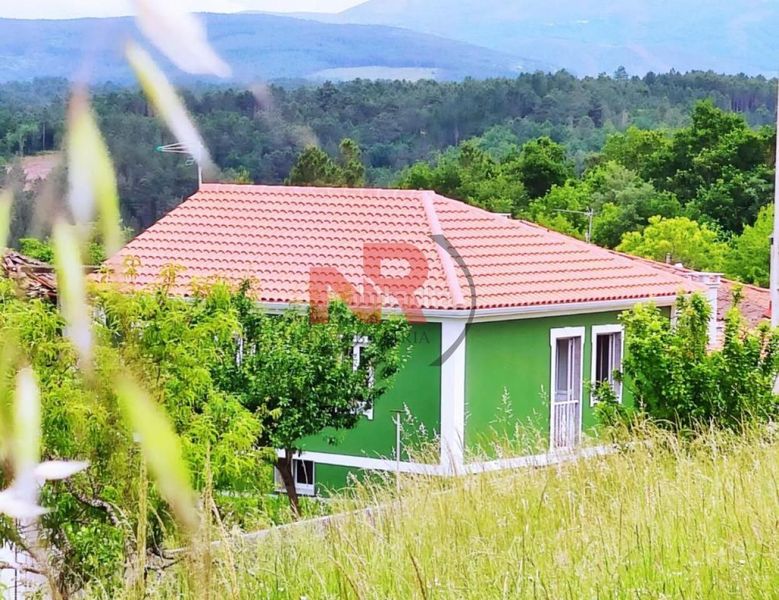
[101,184,702,312]
[624,256,770,332]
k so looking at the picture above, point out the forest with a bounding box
[0,70,776,285]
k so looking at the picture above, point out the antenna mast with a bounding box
[156,142,204,187]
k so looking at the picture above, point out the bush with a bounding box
[620,292,779,429]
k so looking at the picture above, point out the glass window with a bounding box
[594,331,622,400]
[295,459,314,486]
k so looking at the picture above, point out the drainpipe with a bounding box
[686,272,721,346]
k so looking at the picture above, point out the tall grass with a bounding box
[112,424,779,599]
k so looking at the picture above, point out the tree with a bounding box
[215,287,409,517]
[287,146,341,186]
[506,136,574,199]
[601,102,774,235]
[600,126,671,182]
[621,292,779,429]
[95,280,263,492]
[286,138,366,187]
[338,138,366,187]
[527,162,681,247]
[0,275,264,595]
[616,216,728,272]
[690,166,773,233]
[525,180,589,238]
[725,204,772,287]
[586,162,681,248]
[396,140,526,214]
[656,101,773,232]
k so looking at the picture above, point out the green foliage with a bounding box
[0,275,274,594]
[617,216,729,271]
[214,284,410,513]
[508,136,574,199]
[2,73,776,234]
[528,161,681,247]
[0,278,132,591]
[605,101,774,234]
[526,180,589,238]
[600,126,672,181]
[396,140,527,213]
[18,235,108,266]
[585,162,682,248]
[725,204,772,287]
[287,138,366,187]
[18,237,54,262]
[620,293,779,429]
[94,283,264,492]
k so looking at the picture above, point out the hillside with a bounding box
[0,13,532,83]
[146,429,779,598]
[303,0,779,76]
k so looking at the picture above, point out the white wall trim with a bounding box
[590,324,623,336]
[280,449,444,475]
[439,319,467,475]
[276,445,617,478]
[590,324,625,406]
[549,326,585,451]
[549,326,586,344]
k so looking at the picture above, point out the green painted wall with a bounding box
[299,321,441,462]
[313,463,364,495]
[464,311,636,457]
[313,463,393,495]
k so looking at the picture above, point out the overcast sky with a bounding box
[0,0,364,20]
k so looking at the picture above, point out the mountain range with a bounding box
[0,13,539,84]
[0,2,776,85]
[295,0,779,76]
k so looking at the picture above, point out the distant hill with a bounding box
[0,13,538,83]
[299,0,779,76]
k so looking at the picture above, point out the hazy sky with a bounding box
[0,0,365,20]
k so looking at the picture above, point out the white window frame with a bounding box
[352,335,375,420]
[274,458,316,496]
[590,324,625,406]
[549,327,585,451]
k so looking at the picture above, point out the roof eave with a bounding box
[255,294,684,323]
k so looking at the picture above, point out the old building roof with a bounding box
[627,257,770,332]
[102,184,702,312]
[1,251,57,301]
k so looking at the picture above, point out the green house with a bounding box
[105,184,707,495]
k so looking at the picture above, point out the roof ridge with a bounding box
[198,182,433,197]
[421,191,465,309]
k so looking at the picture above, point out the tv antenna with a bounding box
[156,142,204,187]
[553,208,596,242]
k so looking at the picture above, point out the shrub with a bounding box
[620,292,779,429]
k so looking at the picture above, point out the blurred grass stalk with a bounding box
[0,3,232,597]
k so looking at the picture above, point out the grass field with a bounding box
[119,426,779,599]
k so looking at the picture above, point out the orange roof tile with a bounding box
[101,184,702,312]
[621,254,770,333]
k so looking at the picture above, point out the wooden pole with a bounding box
[771,80,779,327]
